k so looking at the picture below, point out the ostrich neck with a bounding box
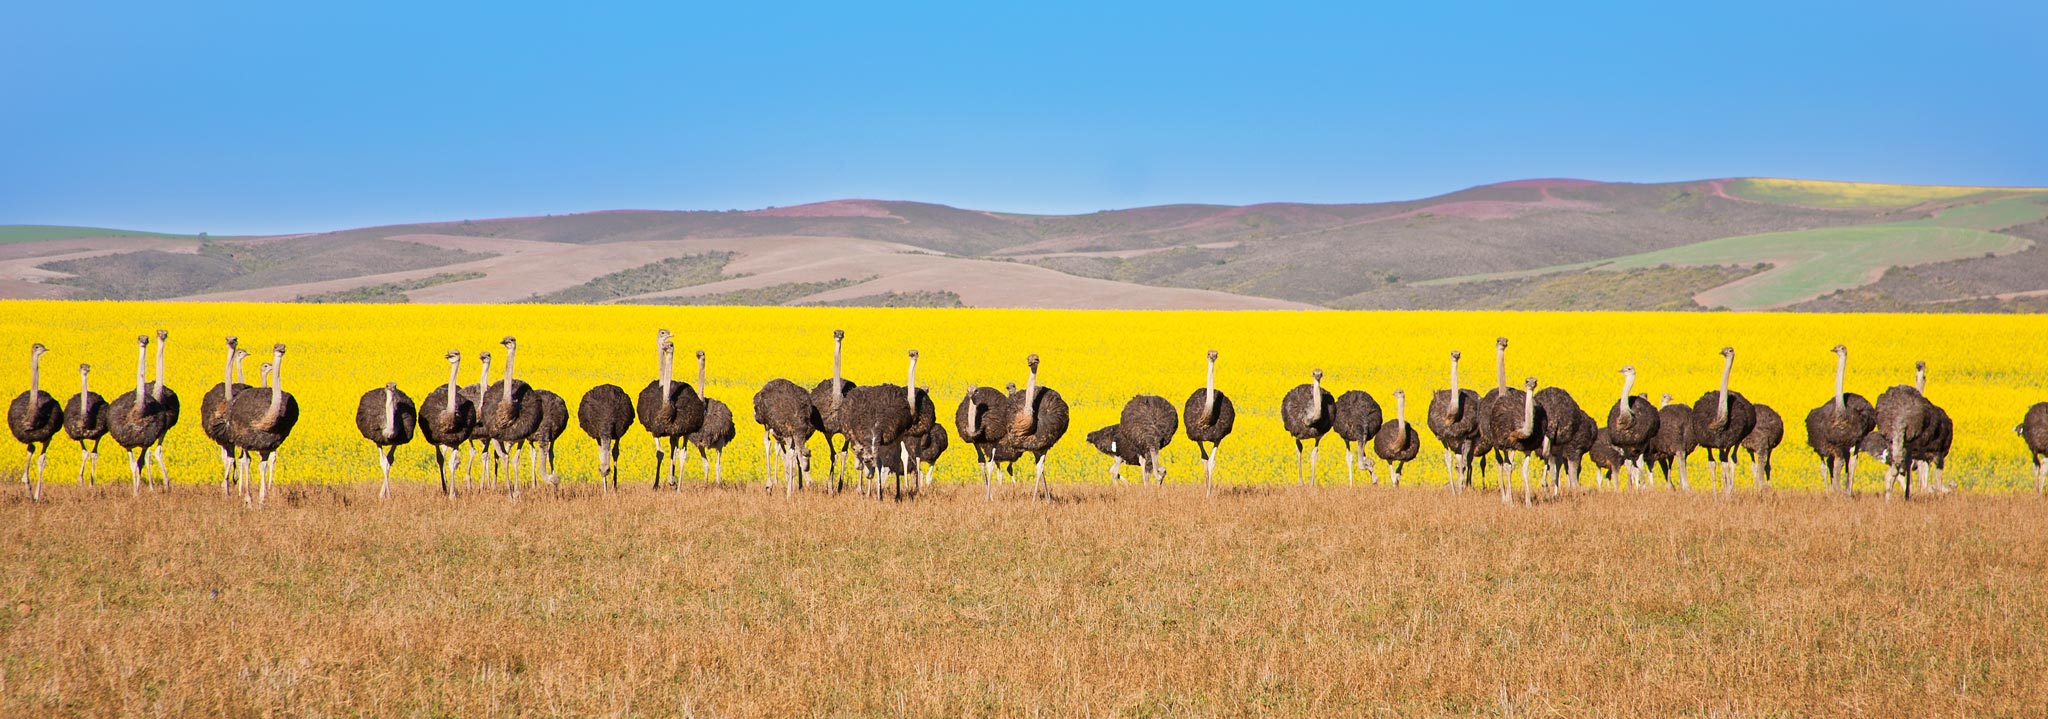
[905,358,917,411]
[659,348,671,405]
[502,347,516,402]
[28,353,39,401]
[443,363,460,417]
[1915,368,1926,393]
[78,369,88,408]
[1304,377,1323,423]
[697,355,707,400]
[1395,395,1406,432]
[967,391,980,435]
[1834,353,1846,410]
[832,341,844,400]
[1449,357,1461,413]
[1519,387,1535,438]
[222,346,236,402]
[1619,374,1635,419]
[382,387,395,436]
[152,338,166,400]
[265,356,285,424]
[1203,359,1217,420]
[133,346,146,406]
[1717,356,1732,424]
[1495,347,1506,392]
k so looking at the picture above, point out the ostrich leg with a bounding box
[378,447,393,500]
[78,443,90,487]
[1345,443,1355,486]
[1308,440,1320,488]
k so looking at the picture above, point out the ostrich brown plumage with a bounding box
[529,389,569,488]
[1874,364,1937,501]
[225,344,299,505]
[1428,350,1483,492]
[1914,362,1954,494]
[2018,402,2048,494]
[1646,393,1696,489]
[201,338,251,494]
[955,385,1014,498]
[1540,407,1596,492]
[575,383,633,492]
[637,332,705,490]
[106,335,173,496]
[1114,394,1177,485]
[1740,403,1784,489]
[1804,345,1876,495]
[1181,350,1236,496]
[1086,424,1148,484]
[1587,426,1626,488]
[686,350,736,486]
[808,329,860,486]
[1477,338,1542,498]
[997,354,1069,501]
[841,350,920,500]
[1280,369,1335,486]
[1689,347,1757,497]
[1332,387,1382,486]
[421,350,477,497]
[1604,366,1659,489]
[63,362,107,488]
[355,383,417,499]
[143,329,179,490]
[478,336,545,496]
[1533,384,1585,494]
[1372,390,1421,486]
[9,343,61,501]
[754,378,817,496]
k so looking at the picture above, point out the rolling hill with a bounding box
[5,178,2045,311]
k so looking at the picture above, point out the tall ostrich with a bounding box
[686,350,736,485]
[1533,383,1585,493]
[1913,362,1954,493]
[1688,347,1757,497]
[1428,350,1483,492]
[996,354,1069,501]
[840,350,920,500]
[2017,402,2048,494]
[201,338,251,494]
[1280,369,1335,486]
[1803,345,1876,495]
[458,351,492,489]
[355,382,417,499]
[143,329,179,489]
[64,363,107,487]
[894,376,939,493]
[528,389,569,489]
[420,351,477,498]
[956,385,1014,497]
[637,333,705,490]
[1478,338,1543,497]
[575,382,633,492]
[1182,350,1236,496]
[809,330,860,485]
[1605,366,1660,489]
[1115,394,1178,485]
[226,344,299,504]
[1874,364,1938,501]
[9,343,61,500]
[107,335,173,496]
[484,336,549,495]
[1372,389,1421,486]
[1647,394,1696,489]
[1332,386,1382,486]
[1740,404,1784,489]
[754,378,817,496]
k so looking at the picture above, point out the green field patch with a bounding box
[1604,225,2029,309]
[1907,194,2048,231]
[0,225,205,244]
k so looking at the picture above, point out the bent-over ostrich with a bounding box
[1280,369,1335,486]
[1086,424,1149,484]
[1647,394,1695,489]
[1332,386,1382,485]
[420,351,476,498]
[201,338,251,494]
[1587,426,1626,487]
[1741,403,1784,489]
[1428,350,1483,492]
[1182,350,1236,496]
[638,333,704,490]
[107,335,173,496]
[530,389,569,488]
[226,344,299,504]
[575,382,633,491]
[355,382,417,499]
[1372,389,1421,486]
[1541,407,1596,491]
[956,385,1014,498]
[1804,345,1876,495]
[1114,394,1178,485]
[996,354,1069,501]
[686,350,736,485]
[2018,402,2048,494]
[809,329,859,485]
[754,378,816,496]
[1605,366,1659,489]
[1689,347,1757,497]
[10,343,61,500]
[64,362,107,487]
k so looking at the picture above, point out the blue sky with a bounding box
[4,1,2044,234]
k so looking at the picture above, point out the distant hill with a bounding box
[5,177,2045,311]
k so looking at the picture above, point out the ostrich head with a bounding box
[226,335,239,349]
[1496,338,1509,349]
[273,343,287,356]
[1831,344,1847,355]
[233,349,249,364]
[156,329,168,342]
[136,335,149,348]
[1393,388,1406,403]
[1004,382,1017,393]
[444,349,460,363]
[1311,368,1323,382]
[833,329,845,341]
[500,336,517,350]
[30,343,46,357]
[1621,365,1635,376]
[479,350,492,366]
[1451,350,1462,361]
[1720,346,1734,359]
[78,363,89,375]
[656,329,672,344]
[1207,349,1219,362]
[1027,353,1039,371]
[1523,377,1538,391]
[385,381,398,392]
[1660,392,1673,408]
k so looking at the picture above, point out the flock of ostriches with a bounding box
[10,331,2048,506]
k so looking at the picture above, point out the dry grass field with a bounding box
[3,485,2044,717]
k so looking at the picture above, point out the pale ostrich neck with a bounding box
[222,345,236,402]
[1449,355,1462,413]
[443,361,460,418]
[152,336,166,400]
[382,386,395,437]
[1834,352,1847,411]
[1022,366,1040,433]
[1619,372,1635,419]
[28,351,39,402]
[1717,354,1732,424]
[905,356,917,411]
[77,366,87,408]
[1915,366,1926,393]
[265,352,285,424]
[502,345,516,402]
[1304,375,1322,423]
[1203,356,1217,420]
[1395,393,1407,432]
[967,391,980,435]
[133,344,146,408]
[697,354,708,400]
[477,357,492,393]
[832,338,844,400]
[659,347,672,404]
[1495,345,1507,392]
[1519,386,1535,438]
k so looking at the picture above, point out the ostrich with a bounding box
[840,350,920,500]
[809,329,860,486]
[686,350,736,486]
[1803,345,1876,495]
[2018,402,2048,494]
[1587,426,1627,487]
[356,382,417,499]
[143,329,179,489]
[1332,386,1383,486]
[458,351,492,489]
[575,383,633,492]
[1533,383,1585,493]
[1086,424,1150,484]
[996,354,1069,501]
[1874,364,1937,500]
[638,332,705,490]
[1182,350,1236,496]
[64,362,107,487]
[1605,366,1660,489]
[956,385,1015,497]
[478,336,547,496]
[226,344,298,504]
[1541,407,1597,492]
[1478,338,1543,497]
[420,350,477,498]
[201,338,251,494]
[754,378,817,496]
[1689,347,1757,497]
[1913,362,1954,494]
[107,335,173,496]
[1371,389,1421,486]
[1280,369,1335,486]
[1647,394,1696,489]
[9,343,61,500]
[1428,350,1483,492]
[912,423,948,487]
[1741,404,1784,489]
[529,389,569,488]
[1114,394,1178,485]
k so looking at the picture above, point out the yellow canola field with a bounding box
[2,300,2044,492]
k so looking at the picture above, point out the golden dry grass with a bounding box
[2,484,2044,717]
